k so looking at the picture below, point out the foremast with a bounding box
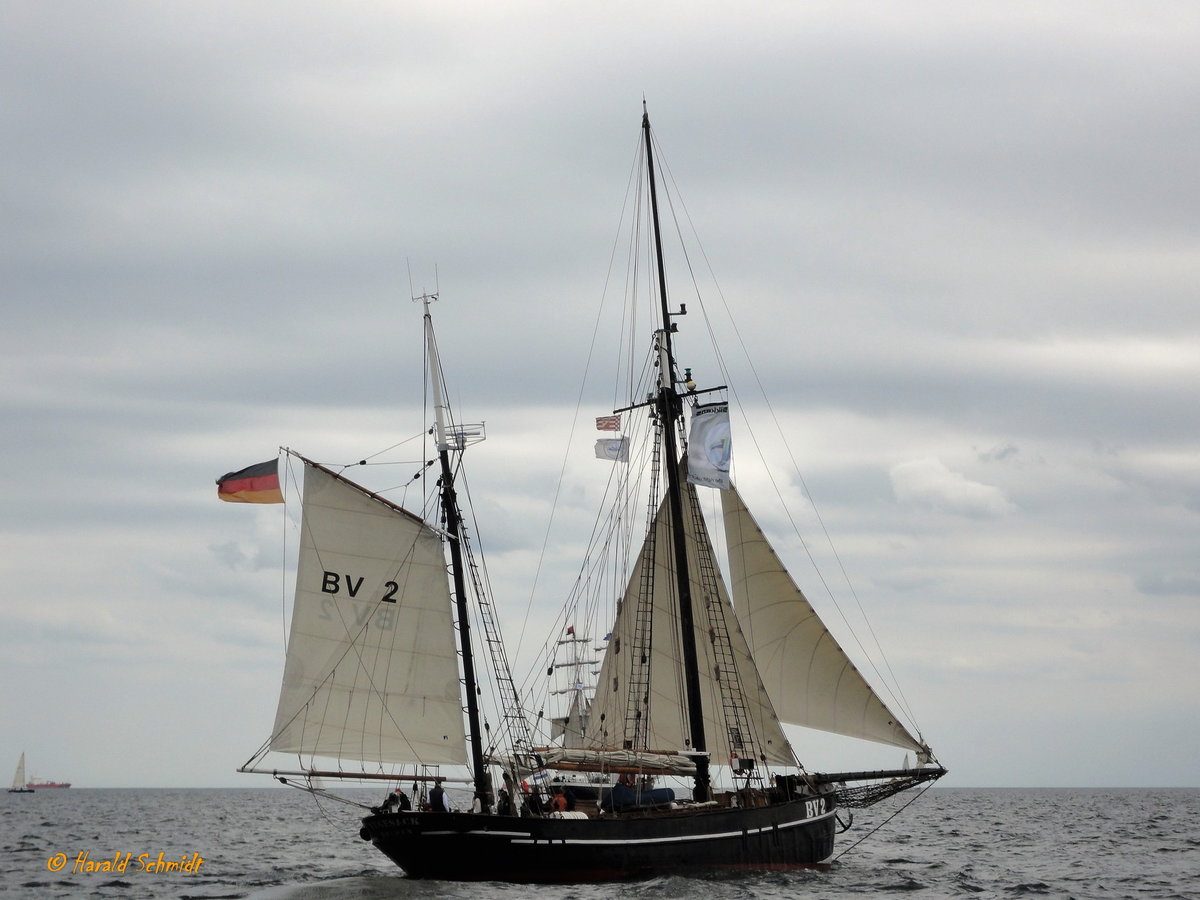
[422,293,490,812]
[642,106,712,803]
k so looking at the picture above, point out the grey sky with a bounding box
[2,1,1197,788]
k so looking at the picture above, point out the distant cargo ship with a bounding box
[27,777,71,789]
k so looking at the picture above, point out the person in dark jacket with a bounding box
[496,788,514,816]
[428,779,449,812]
[378,790,399,813]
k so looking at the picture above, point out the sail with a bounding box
[587,488,798,768]
[540,748,697,775]
[11,753,25,789]
[269,462,468,766]
[551,690,591,746]
[721,484,925,753]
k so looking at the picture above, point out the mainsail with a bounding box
[11,753,25,790]
[586,487,798,768]
[269,461,468,766]
[721,483,926,754]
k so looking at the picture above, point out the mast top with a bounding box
[420,299,485,453]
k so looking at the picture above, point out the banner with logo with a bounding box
[686,403,731,489]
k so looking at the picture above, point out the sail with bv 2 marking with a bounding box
[268,461,467,765]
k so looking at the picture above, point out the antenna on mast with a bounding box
[407,259,440,305]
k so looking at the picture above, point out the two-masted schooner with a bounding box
[230,106,945,881]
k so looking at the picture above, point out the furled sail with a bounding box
[540,748,698,775]
[269,461,468,765]
[587,487,798,768]
[722,484,925,753]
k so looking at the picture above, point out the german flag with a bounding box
[216,459,283,503]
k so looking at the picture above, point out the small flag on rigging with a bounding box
[595,414,621,431]
[216,458,284,503]
[594,437,629,462]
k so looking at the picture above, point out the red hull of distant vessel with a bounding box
[28,782,70,789]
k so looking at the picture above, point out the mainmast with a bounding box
[642,106,712,803]
[422,293,490,812]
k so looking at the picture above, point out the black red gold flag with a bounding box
[216,458,283,503]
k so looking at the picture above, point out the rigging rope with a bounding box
[832,777,940,862]
[277,774,376,812]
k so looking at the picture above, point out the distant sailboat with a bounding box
[9,753,34,793]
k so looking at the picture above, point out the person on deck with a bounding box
[428,779,449,812]
[396,787,411,811]
[497,788,514,816]
[377,790,399,814]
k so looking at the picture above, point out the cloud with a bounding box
[979,443,1019,463]
[2,0,1198,791]
[889,457,1017,518]
[1136,573,1200,597]
[209,539,281,574]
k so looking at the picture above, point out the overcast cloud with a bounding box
[2,1,1198,788]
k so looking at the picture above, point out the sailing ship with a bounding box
[235,107,945,880]
[9,754,34,793]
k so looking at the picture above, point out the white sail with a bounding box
[721,484,925,753]
[11,753,25,790]
[269,462,468,765]
[587,488,798,768]
[551,690,591,746]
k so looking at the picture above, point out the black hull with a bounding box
[360,795,836,882]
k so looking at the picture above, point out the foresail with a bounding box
[587,489,797,768]
[270,462,468,766]
[721,484,924,753]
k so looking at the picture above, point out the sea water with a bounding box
[2,787,1196,899]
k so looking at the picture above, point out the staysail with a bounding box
[721,484,926,754]
[269,460,468,765]
[586,487,798,768]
